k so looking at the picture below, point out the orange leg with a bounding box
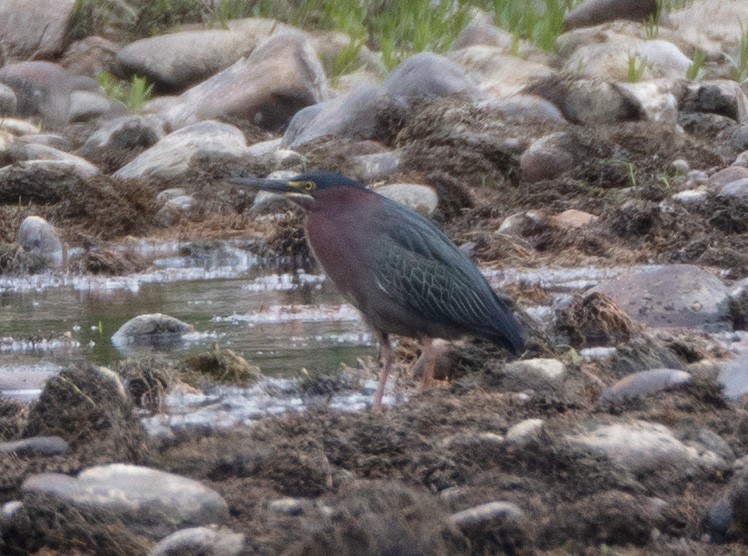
[419,335,436,390]
[372,332,393,411]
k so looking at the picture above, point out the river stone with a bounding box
[716,177,748,199]
[354,151,402,181]
[498,210,544,236]
[476,95,566,123]
[718,352,748,400]
[0,0,76,60]
[520,132,578,182]
[149,526,245,556]
[0,118,40,136]
[113,120,247,181]
[60,36,120,79]
[0,83,17,115]
[670,0,748,58]
[0,436,68,457]
[0,62,99,128]
[708,166,748,188]
[17,216,64,268]
[111,313,195,347]
[373,183,438,217]
[564,0,657,30]
[600,368,691,402]
[18,133,71,151]
[79,114,165,159]
[22,464,229,539]
[505,358,565,381]
[18,143,100,176]
[523,75,643,125]
[0,160,90,204]
[383,52,481,104]
[68,89,122,122]
[565,420,727,474]
[282,85,402,148]
[681,81,748,123]
[589,264,731,329]
[551,209,598,229]
[448,47,555,98]
[160,30,328,131]
[118,30,257,92]
[505,418,545,446]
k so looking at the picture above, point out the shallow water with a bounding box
[0,239,644,425]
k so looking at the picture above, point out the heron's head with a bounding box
[229,171,368,210]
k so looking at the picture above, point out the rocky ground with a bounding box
[1,0,748,554]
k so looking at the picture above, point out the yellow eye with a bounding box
[303,181,315,191]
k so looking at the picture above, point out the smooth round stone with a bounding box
[718,351,748,400]
[600,368,691,402]
[505,418,545,446]
[374,183,438,217]
[148,526,244,556]
[22,464,229,540]
[111,313,195,347]
[0,435,68,457]
[449,501,526,528]
[155,188,187,204]
[505,358,565,381]
[708,166,748,188]
[17,215,64,268]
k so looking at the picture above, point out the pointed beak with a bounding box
[229,176,314,207]
[228,177,296,194]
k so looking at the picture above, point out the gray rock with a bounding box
[448,47,555,98]
[17,133,71,150]
[718,351,748,400]
[149,525,244,556]
[118,30,256,92]
[717,177,748,199]
[268,497,312,516]
[282,85,402,148]
[0,83,17,115]
[0,118,40,136]
[17,143,100,176]
[564,0,658,31]
[670,0,748,59]
[505,358,565,381]
[498,210,545,236]
[17,216,64,268]
[0,0,76,60]
[60,36,121,79]
[520,132,578,182]
[0,436,68,456]
[246,138,283,158]
[0,61,99,127]
[160,30,328,131]
[449,501,527,548]
[354,151,401,181]
[113,120,247,181]
[22,464,229,539]
[589,264,731,329]
[0,160,88,204]
[156,188,187,205]
[705,497,732,542]
[734,150,748,167]
[68,90,122,122]
[505,418,545,446]
[79,115,165,159]
[681,80,748,123]
[565,420,728,474]
[725,467,748,541]
[708,166,748,187]
[111,313,195,348]
[373,183,438,217]
[600,368,691,401]
[476,95,566,123]
[524,75,643,125]
[383,52,481,104]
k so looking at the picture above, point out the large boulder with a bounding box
[383,52,482,104]
[117,29,256,92]
[159,30,328,131]
[0,0,76,60]
[17,216,65,269]
[589,264,732,329]
[0,62,100,127]
[113,120,248,181]
[22,464,229,539]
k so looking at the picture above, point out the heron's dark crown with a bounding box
[290,171,368,191]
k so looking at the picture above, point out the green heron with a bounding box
[231,171,525,409]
